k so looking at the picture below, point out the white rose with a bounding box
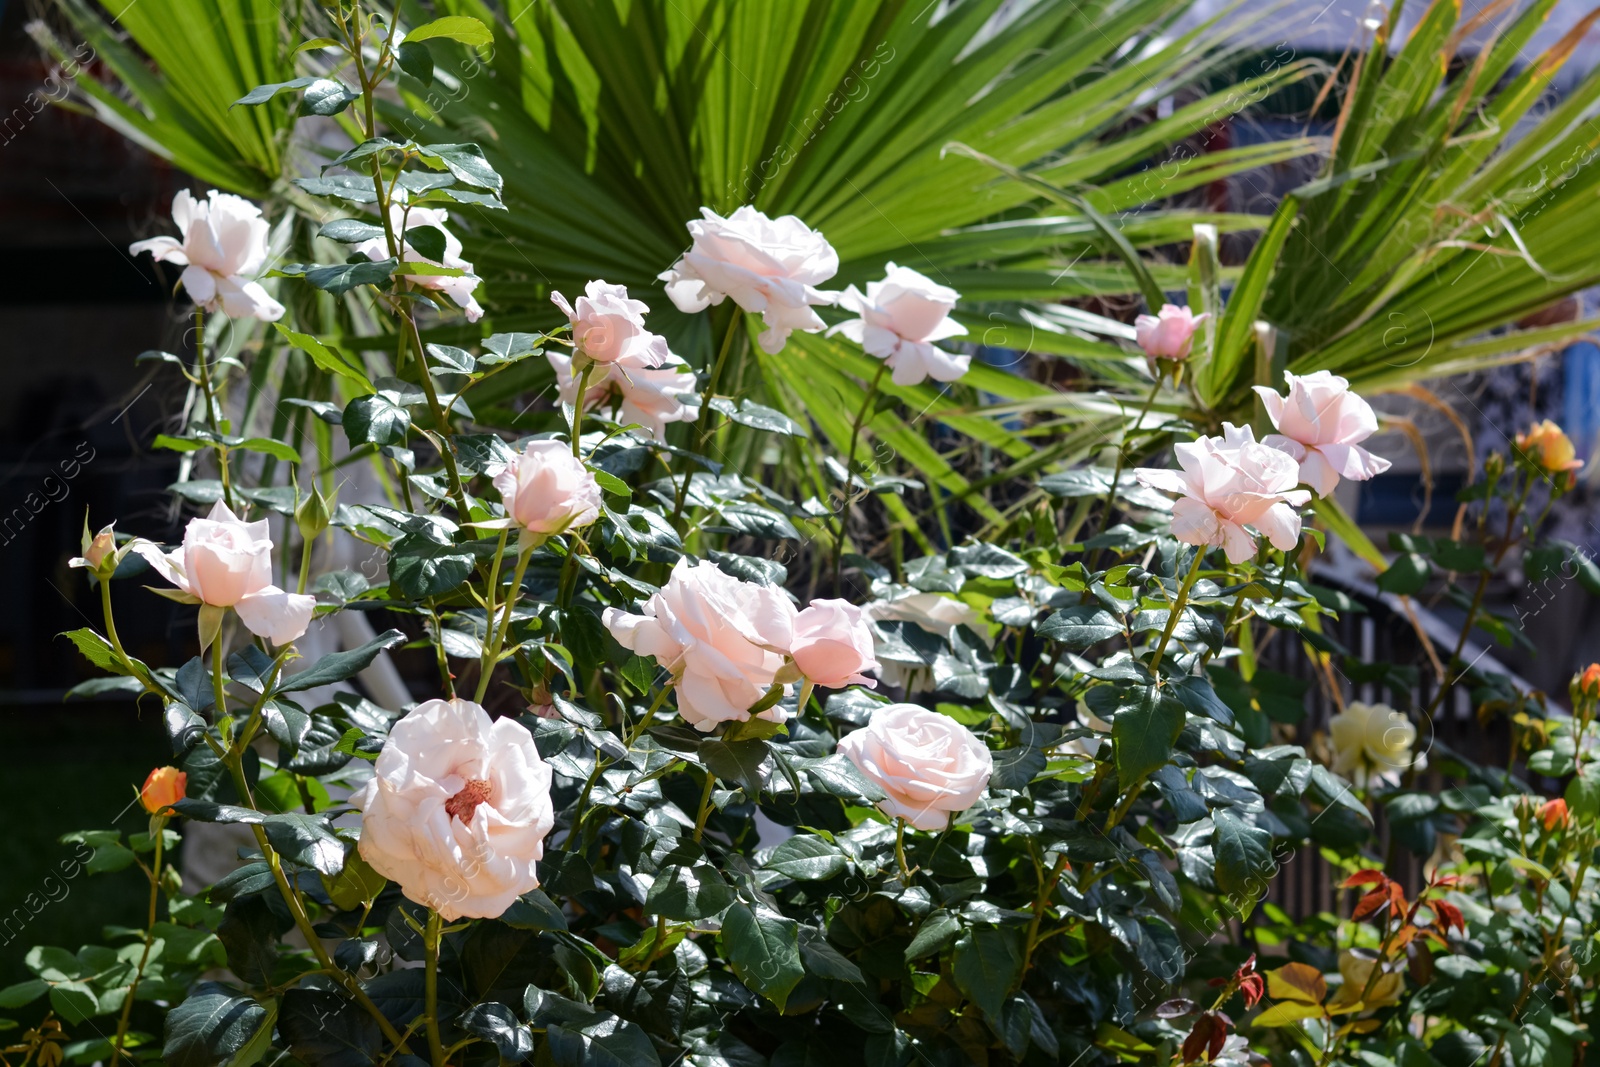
[659,206,838,353]
[832,263,969,386]
[837,703,993,831]
[603,559,797,731]
[351,202,483,321]
[1327,701,1421,787]
[551,280,669,367]
[488,440,603,546]
[354,698,554,921]
[130,190,284,321]
[131,501,315,645]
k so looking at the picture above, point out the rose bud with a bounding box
[487,441,603,547]
[140,766,187,815]
[792,599,879,690]
[1574,663,1600,706]
[1134,303,1206,362]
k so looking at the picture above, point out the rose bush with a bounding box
[16,8,1600,1067]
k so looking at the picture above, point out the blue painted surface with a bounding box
[1564,341,1600,461]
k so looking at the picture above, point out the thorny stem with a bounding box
[109,823,164,1067]
[476,544,534,703]
[692,770,717,843]
[1019,853,1069,983]
[895,818,913,883]
[671,314,743,531]
[1095,375,1163,540]
[833,361,889,587]
[193,308,237,513]
[424,910,445,1067]
[1150,549,1206,675]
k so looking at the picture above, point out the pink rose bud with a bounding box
[491,440,603,543]
[1134,303,1206,361]
[837,704,993,831]
[791,599,879,689]
[551,280,669,367]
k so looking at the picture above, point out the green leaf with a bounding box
[905,910,962,962]
[1376,553,1430,595]
[299,78,360,117]
[1037,606,1123,648]
[235,437,300,463]
[646,863,735,922]
[275,629,407,693]
[952,927,1022,1021]
[720,903,804,1011]
[342,393,410,448]
[162,983,269,1067]
[1212,808,1274,900]
[0,980,47,1008]
[1112,685,1183,783]
[388,535,475,599]
[764,835,846,881]
[49,982,98,1023]
[699,739,770,796]
[61,628,123,674]
[708,397,809,437]
[317,218,386,244]
[273,323,373,392]
[396,40,435,85]
[403,16,493,47]
[233,76,316,107]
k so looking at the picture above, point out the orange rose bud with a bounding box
[1575,664,1600,704]
[1515,420,1583,481]
[140,766,187,815]
[1539,797,1569,832]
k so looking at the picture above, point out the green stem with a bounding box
[1149,550,1206,675]
[402,314,472,522]
[472,527,510,701]
[424,910,445,1067]
[833,361,889,586]
[671,315,743,531]
[212,629,229,722]
[570,360,594,458]
[109,822,163,1067]
[193,308,237,513]
[567,685,673,843]
[894,818,912,883]
[692,771,717,843]
[475,544,533,703]
[1018,852,1068,984]
[1095,376,1163,539]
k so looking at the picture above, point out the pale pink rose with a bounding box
[1135,424,1312,564]
[602,559,797,731]
[130,190,284,321]
[354,698,554,921]
[547,350,699,440]
[551,280,668,367]
[659,206,838,353]
[837,703,993,831]
[131,501,315,644]
[792,599,879,689]
[351,202,483,321]
[1134,304,1206,361]
[489,440,602,545]
[832,263,969,386]
[1253,370,1392,497]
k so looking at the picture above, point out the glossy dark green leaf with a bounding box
[1112,685,1183,783]
[951,927,1022,1021]
[343,392,410,447]
[720,903,803,1011]
[275,630,407,693]
[764,835,846,881]
[162,983,269,1067]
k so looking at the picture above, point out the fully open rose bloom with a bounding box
[487,440,602,545]
[837,704,993,831]
[863,587,987,692]
[130,190,284,321]
[547,350,699,440]
[603,559,797,731]
[659,206,838,353]
[552,280,668,367]
[1253,370,1392,496]
[352,202,483,321]
[1134,303,1206,362]
[792,599,879,689]
[132,501,316,645]
[355,698,554,921]
[1135,424,1312,564]
[833,263,969,386]
[1327,701,1420,787]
